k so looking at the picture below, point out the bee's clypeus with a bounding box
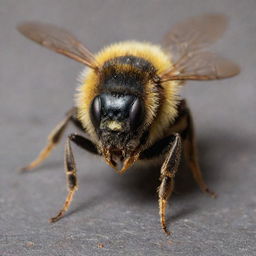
[18,14,239,235]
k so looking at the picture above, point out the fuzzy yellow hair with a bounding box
[76,41,180,145]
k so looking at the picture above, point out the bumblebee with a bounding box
[18,14,239,235]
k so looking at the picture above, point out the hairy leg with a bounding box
[49,137,77,222]
[140,133,182,234]
[183,107,216,197]
[158,134,182,235]
[49,133,99,222]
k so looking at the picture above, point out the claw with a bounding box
[162,225,171,236]
[204,188,217,198]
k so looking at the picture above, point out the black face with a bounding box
[89,55,155,151]
[90,93,144,133]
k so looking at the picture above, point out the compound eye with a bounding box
[129,98,144,130]
[90,95,101,128]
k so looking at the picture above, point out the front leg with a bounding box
[49,137,78,222]
[140,133,182,234]
[50,133,99,222]
[158,134,182,235]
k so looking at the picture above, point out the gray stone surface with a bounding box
[0,0,256,255]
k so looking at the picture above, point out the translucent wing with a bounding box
[161,14,239,82]
[161,51,240,82]
[17,22,98,70]
[162,14,228,61]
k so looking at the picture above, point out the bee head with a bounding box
[90,93,144,134]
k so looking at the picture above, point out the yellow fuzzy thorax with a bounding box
[76,41,180,145]
[95,41,172,74]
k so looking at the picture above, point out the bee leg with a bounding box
[183,109,216,198]
[49,136,78,222]
[158,133,182,235]
[69,134,99,155]
[21,107,83,171]
[49,133,99,222]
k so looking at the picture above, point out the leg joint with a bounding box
[67,173,77,189]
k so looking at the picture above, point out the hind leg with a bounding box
[182,107,216,197]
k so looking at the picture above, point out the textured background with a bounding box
[0,0,256,255]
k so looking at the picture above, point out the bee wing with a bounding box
[161,51,240,82]
[17,22,98,70]
[162,14,228,61]
[161,14,239,82]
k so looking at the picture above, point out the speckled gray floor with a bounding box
[0,0,256,255]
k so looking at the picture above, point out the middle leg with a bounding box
[21,107,87,171]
